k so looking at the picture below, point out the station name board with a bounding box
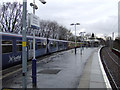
[28,13,40,30]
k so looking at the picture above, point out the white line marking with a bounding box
[98,47,112,88]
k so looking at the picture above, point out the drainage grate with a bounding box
[38,69,61,74]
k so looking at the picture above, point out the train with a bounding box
[1,32,100,69]
[1,32,78,69]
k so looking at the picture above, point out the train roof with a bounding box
[0,32,74,43]
[86,38,100,42]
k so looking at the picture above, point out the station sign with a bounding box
[28,13,40,30]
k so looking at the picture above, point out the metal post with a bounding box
[75,24,76,54]
[70,23,80,54]
[79,32,85,55]
[32,0,37,87]
[118,2,120,37]
[22,0,27,88]
[80,33,82,55]
[33,0,35,14]
[83,33,84,49]
[112,32,114,48]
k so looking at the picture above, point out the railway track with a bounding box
[100,46,120,89]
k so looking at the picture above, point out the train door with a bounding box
[28,40,33,59]
[56,41,59,51]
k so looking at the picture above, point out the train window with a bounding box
[28,40,33,50]
[2,40,12,53]
[37,41,41,49]
[64,43,66,47]
[54,42,56,47]
[54,41,57,47]
[68,43,71,47]
[54,42,57,47]
[42,41,46,48]
[59,43,63,46]
[16,41,22,52]
[50,42,54,47]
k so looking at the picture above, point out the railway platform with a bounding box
[2,47,111,89]
[78,47,111,88]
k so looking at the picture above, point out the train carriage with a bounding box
[2,33,22,68]
[35,37,47,57]
[1,32,75,69]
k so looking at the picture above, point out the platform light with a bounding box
[39,0,46,4]
[70,23,80,54]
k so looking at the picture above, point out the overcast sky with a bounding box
[1,0,119,38]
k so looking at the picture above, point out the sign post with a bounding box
[29,0,46,87]
[28,12,40,87]
[22,0,27,88]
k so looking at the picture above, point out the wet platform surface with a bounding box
[2,47,110,88]
[78,48,110,88]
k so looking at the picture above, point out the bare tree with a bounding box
[58,26,68,40]
[66,30,74,41]
[39,20,48,37]
[39,20,74,40]
[39,20,59,39]
[47,21,59,39]
[0,2,22,33]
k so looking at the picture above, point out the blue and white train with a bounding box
[1,32,76,69]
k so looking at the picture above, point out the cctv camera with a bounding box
[30,3,34,6]
[34,5,38,9]
[39,0,46,4]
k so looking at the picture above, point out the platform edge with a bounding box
[98,47,112,89]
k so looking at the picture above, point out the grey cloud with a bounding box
[83,16,118,35]
[0,0,119,37]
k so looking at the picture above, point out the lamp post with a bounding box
[30,0,46,87]
[79,32,86,46]
[112,32,114,48]
[70,23,80,54]
[79,32,86,55]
